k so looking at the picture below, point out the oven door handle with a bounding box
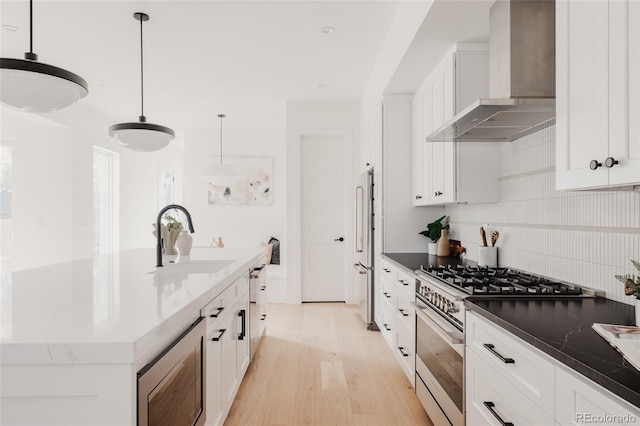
[411,302,464,345]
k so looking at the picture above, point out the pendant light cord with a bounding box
[29,0,33,54]
[218,114,225,165]
[139,16,145,119]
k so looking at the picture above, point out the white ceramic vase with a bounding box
[177,231,193,256]
[428,242,438,255]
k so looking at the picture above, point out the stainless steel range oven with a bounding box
[413,264,590,426]
[413,275,465,426]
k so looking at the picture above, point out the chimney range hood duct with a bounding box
[426,0,555,143]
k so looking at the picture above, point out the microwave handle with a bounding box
[411,302,464,345]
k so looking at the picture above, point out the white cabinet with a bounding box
[378,257,415,387]
[466,311,640,426]
[466,311,555,417]
[412,44,499,205]
[205,270,251,426]
[556,366,639,426]
[556,0,640,190]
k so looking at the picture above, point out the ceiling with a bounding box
[1,1,494,133]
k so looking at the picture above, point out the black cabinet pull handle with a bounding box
[483,401,514,426]
[399,279,409,286]
[590,159,602,170]
[210,306,224,318]
[238,310,246,340]
[383,268,391,273]
[260,286,266,291]
[398,308,409,317]
[434,191,443,196]
[398,347,409,357]
[605,157,619,168]
[334,237,344,242]
[483,343,515,364]
[383,292,391,298]
[211,329,226,342]
[383,323,391,331]
[416,195,422,200]
[261,314,266,321]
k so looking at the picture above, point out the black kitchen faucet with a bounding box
[156,204,195,267]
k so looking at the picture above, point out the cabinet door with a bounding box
[609,0,640,186]
[555,366,640,425]
[412,92,427,205]
[221,311,237,414]
[556,0,610,190]
[206,326,224,426]
[235,289,250,378]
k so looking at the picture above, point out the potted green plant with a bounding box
[419,215,448,255]
[615,260,640,326]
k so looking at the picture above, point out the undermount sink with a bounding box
[153,259,234,275]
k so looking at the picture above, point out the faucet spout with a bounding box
[156,204,195,267]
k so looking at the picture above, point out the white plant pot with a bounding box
[428,242,438,255]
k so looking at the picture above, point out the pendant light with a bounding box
[108,12,174,152]
[0,0,88,112]
[200,114,237,180]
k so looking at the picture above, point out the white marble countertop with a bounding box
[0,247,265,366]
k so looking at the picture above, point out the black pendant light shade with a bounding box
[108,12,174,152]
[0,0,88,112]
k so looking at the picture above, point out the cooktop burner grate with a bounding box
[420,265,583,296]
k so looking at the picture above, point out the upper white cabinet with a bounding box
[413,44,499,206]
[556,0,640,190]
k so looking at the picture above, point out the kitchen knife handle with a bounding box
[480,227,488,247]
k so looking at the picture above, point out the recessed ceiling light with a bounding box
[2,25,19,32]
[318,84,328,89]
[321,26,334,34]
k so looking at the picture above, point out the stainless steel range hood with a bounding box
[426,0,555,142]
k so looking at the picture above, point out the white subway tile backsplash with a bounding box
[446,125,640,305]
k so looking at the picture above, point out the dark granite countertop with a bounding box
[381,252,474,274]
[466,297,640,409]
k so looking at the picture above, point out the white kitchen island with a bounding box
[0,247,265,426]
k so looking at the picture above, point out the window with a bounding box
[0,142,12,338]
[93,146,119,255]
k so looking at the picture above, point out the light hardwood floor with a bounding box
[224,303,434,426]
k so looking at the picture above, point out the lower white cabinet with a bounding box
[378,257,416,387]
[466,311,640,426]
[205,270,251,426]
[466,347,555,426]
[556,367,639,426]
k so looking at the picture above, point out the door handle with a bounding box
[334,237,344,242]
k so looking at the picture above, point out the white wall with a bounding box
[444,126,640,305]
[182,113,287,301]
[1,105,184,271]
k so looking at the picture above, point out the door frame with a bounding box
[287,128,354,304]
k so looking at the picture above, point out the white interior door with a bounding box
[301,135,346,302]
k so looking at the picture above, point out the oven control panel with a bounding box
[416,276,465,328]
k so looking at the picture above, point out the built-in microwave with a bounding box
[137,317,206,426]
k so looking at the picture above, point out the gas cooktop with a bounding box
[419,264,584,296]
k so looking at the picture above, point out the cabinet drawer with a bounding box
[466,311,555,416]
[380,301,396,348]
[396,293,414,331]
[380,260,397,283]
[382,278,396,309]
[396,269,415,298]
[396,319,415,386]
[466,347,554,426]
